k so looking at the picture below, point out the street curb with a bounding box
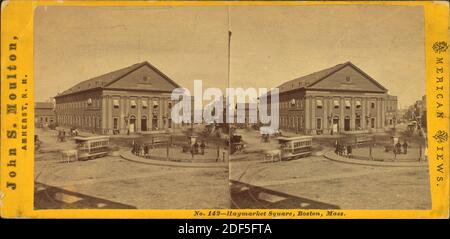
[120,151,228,169]
[323,151,428,167]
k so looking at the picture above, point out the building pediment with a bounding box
[307,63,387,93]
[278,62,388,94]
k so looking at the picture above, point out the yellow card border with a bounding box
[1,0,448,219]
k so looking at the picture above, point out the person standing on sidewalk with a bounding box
[200,141,206,155]
[402,141,408,154]
[131,140,136,154]
[144,144,149,159]
[347,145,352,158]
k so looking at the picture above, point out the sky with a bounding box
[35,5,424,108]
[35,6,230,101]
[229,5,425,108]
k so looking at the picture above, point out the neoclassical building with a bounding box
[274,62,398,134]
[54,61,182,134]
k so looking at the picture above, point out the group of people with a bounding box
[57,130,66,142]
[191,141,206,155]
[335,141,353,158]
[131,141,150,158]
[394,141,408,155]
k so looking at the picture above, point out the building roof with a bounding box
[276,61,388,93]
[55,61,181,98]
[35,102,54,109]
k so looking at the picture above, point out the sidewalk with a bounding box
[120,150,228,168]
[323,151,428,167]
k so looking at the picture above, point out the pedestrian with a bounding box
[335,141,340,155]
[347,145,352,158]
[395,142,402,155]
[200,141,205,155]
[393,144,397,159]
[144,144,149,158]
[339,143,344,156]
[402,141,408,154]
[194,141,199,154]
[131,140,136,154]
[216,144,220,162]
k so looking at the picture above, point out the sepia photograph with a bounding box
[34,6,231,209]
[227,5,430,210]
[33,4,430,211]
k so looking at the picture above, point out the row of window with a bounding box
[112,99,172,110]
[56,98,174,111]
[38,116,54,123]
[57,115,101,128]
[56,97,101,111]
[280,116,304,129]
[279,98,379,110]
[280,116,377,130]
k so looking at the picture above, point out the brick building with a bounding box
[54,62,182,134]
[271,62,398,134]
[35,102,56,126]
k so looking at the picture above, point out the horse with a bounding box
[263,149,281,163]
[60,149,78,163]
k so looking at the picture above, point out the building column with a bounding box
[350,97,355,131]
[101,96,107,134]
[381,98,386,129]
[366,98,370,129]
[311,96,316,134]
[137,97,141,132]
[149,97,153,130]
[376,98,381,129]
[162,98,167,129]
[323,96,328,132]
[107,96,113,134]
[340,97,344,131]
[305,96,311,134]
[361,97,366,130]
[158,98,163,129]
[328,97,333,132]
[124,96,129,132]
[119,96,124,133]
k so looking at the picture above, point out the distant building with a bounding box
[266,62,398,134]
[35,102,56,126]
[385,95,398,126]
[54,61,183,134]
[421,95,426,115]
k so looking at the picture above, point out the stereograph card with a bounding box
[1,0,448,219]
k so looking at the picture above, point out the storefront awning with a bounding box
[153,99,159,107]
[113,99,119,107]
[130,99,136,107]
[142,100,148,108]
[356,100,361,107]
